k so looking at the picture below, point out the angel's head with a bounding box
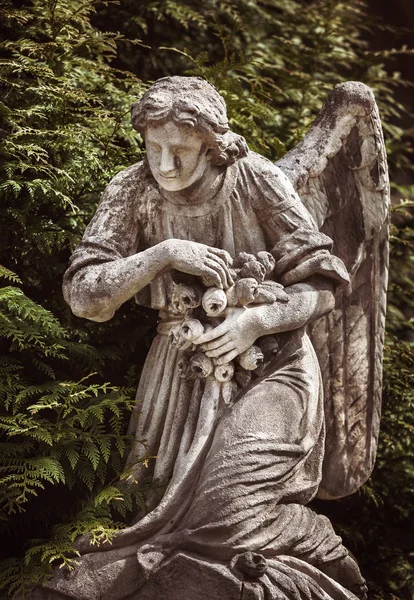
[131,76,248,191]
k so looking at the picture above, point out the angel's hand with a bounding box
[194,307,261,365]
[162,239,233,289]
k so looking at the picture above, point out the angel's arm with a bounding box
[66,240,233,323]
[253,275,335,334]
[66,244,168,323]
[196,276,334,364]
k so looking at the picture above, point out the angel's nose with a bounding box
[159,149,176,176]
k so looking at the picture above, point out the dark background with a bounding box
[367,0,413,125]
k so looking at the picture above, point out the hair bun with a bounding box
[213,131,249,166]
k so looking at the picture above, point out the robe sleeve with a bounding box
[244,154,349,291]
[62,162,144,307]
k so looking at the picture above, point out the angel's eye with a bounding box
[173,146,191,155]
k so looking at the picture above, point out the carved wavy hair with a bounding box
[131,76,249,166]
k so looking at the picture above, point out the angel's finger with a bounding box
[201,332,232,352]
[208,247,233,267]
[194,322,229,345]
[205,341,235,358]
[207,253,234,284]
[216,349,239,365]
[207,253,234,287]
[200,265,222,289]
[205,258,229,289]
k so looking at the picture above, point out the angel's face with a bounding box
[145,121,211,192]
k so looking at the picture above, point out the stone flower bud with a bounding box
[214,362,235,382]
[236,252,256,268]
[239,260,266,282]
[256,251,276,275]
[177,356,191,379]
[180,319,204,341]
[234,367,252,388]
[237,345,264,370]
[257,336,279,360]
[171,282,202,314]
[235,278,258,306]
[202,287,228,317]
[189,352,214,379]
[169,325,193,350]
[234,552,268,578]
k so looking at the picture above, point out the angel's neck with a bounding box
[159,164,225,207]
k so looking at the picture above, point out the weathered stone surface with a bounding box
[31,76,389,599]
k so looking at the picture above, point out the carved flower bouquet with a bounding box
[168,251,289,404]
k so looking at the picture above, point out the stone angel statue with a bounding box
[32,76,389,600]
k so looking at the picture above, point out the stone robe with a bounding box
[53,152,358,600]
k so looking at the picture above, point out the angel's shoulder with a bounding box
[104,160,153,196]
[239,150,277,174]
[97,161,157,218]
[236,151,299,212]
[238,151,294,190]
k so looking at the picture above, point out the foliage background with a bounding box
[0,0,413,598]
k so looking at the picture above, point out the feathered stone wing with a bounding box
[276,82,390,499]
